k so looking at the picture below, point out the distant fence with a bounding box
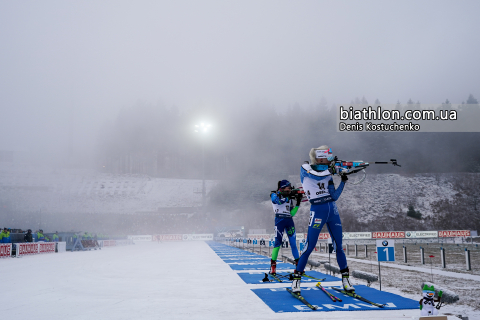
[151,234,214,241]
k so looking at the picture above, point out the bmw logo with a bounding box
[382,240,388,246]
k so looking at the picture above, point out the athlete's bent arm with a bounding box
[327,179,345,201]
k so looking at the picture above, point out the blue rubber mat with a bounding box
[229,262,294,270]
[237,271,340,284]
[217,254,261,258]
[223,258,270,263]
[251,285,418,312]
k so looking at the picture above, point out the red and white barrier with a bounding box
[16,243,39,256]
[15,242,56,257]
[372,231,405,239]
[39,243,56,253]
[317,233,331,239]
[0,244,12,258]
[439,230,471,237]
[102,240,117,247]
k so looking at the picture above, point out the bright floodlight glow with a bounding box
[194,123,211,133]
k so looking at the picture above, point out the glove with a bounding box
[438,290,443,298]
[295,193,303,206]
[328,163,336,175]
[341,174,348,182]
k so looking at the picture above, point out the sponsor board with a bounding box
[116,240,133,246]
[372,231,405,239]
[376,239,395,262]
[183,234,214,241]
[343,232,372,240]
[438,230,471,237]
[405,231,438,238]
[247,234,271,240]
[39,243,56,253]
[278,233,305,241]
[128,235,153,241]
[15,243,39,256]
[0,244,12,258]
[315,233,330,240]
[57,242,66,253]
[154,234,183,241]
[102,240,117,247]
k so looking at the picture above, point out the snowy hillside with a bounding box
[288,173,458,223]
[0,167,465,221]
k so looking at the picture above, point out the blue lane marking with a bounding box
[229,262,294,270]
[252,285,419,312]
[237,271,339,284]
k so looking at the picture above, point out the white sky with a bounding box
[1,0,479,159]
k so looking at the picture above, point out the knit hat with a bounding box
[278,180,291,190]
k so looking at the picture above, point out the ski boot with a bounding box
[340,267,355,292]
[291,270,303,294]
[269,259,277,274]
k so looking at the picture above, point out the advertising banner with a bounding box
[39,243,56,253]
[405,231,438,238]
[128,235,153,241]
[15,243,39,257]
[154,234,183,241]
[0,243,12,258]
[247,234,271,240]
[102,240,117,247]
[318,233,331,240]
[438,230,471,237]
[376,239,395,262]
[116,240,133,246]
[372,231,405,239]
[182,234,214,241]
[343,232,372,240]
[56,242,66,253]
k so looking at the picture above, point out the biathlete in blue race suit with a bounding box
[269,180,303,275]
[291,145,355,294]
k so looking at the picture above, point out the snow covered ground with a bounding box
[1,241,470,319]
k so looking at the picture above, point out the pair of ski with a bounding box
[263,272,325,283]
[286,283,341,310]
[287,285,385,310]
[331,287,386,308]
[316,282,342,302]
